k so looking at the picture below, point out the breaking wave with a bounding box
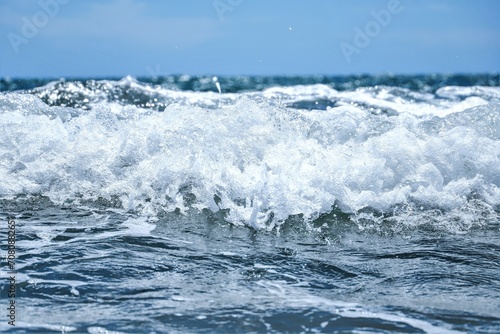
[1,76,499,230]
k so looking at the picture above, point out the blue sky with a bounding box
[0,0,499,78]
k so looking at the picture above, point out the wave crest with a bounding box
[1,79,499,230]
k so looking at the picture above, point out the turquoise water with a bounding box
[1,75,499,333]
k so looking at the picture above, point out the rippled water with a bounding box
[0,75,499,333]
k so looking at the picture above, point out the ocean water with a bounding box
[0,74,499,333]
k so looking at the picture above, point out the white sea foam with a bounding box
[0,81,499,230]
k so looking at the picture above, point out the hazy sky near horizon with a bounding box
[1,0,499,78]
